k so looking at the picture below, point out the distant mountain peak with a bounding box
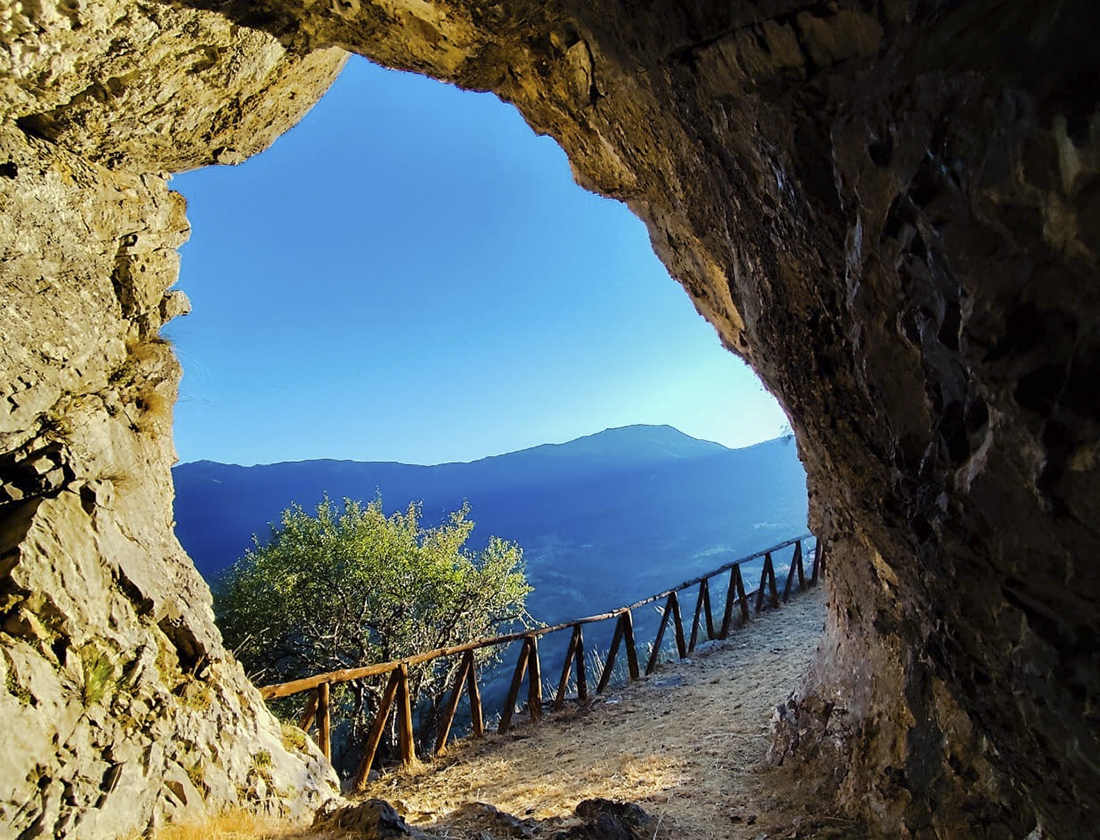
[465,423,729,469]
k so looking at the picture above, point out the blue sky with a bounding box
[168,56,788,466]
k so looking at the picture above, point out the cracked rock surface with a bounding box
[2,1,1098,839]
[1,3,343,838]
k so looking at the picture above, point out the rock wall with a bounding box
[0,4,344,838]
[2,1,1097,839]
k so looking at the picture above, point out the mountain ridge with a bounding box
[173,424,808,629]
[177,424,735,470]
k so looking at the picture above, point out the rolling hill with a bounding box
[173,425,809,633]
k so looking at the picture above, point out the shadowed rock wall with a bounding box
[2,1,1097,838]
[0,4,343,838]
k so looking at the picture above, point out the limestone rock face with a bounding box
[1,1,346,171]
[2,1,1098,839]
[0,4,342,838]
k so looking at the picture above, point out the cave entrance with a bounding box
[167,52,806,780]
[168,53,807,652]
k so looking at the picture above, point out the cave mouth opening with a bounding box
[167,54,791,470]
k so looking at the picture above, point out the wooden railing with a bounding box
[259,534,827,789]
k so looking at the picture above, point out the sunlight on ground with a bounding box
[132,810,322,840]
[359,587,831,840]
[372,731,690,826]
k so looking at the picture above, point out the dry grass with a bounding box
[134,809,347,840]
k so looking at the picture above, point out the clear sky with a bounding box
[168,55,788,467]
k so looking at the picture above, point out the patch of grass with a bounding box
[154,632,184,690]
[5,668,33,706]
[124,809,343,840]
[81,649,117,707]
[280,723,309,753]
[177,678,214,713]
[96,464,133,489]
[37,407,72,442]
[126,384,173,435]
[108,358,139,390]
[253,750,272,768]
[184,760,206,793]
[108,337,177,434]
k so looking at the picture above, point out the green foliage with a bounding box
[5,669,33,707]
[80,649,117,707]
[215,496,531,769]
[184,757,207,793]
[280,723,309,753]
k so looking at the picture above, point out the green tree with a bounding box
[214,496,531,772]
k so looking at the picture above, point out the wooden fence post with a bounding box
[527,635,542,723]
[720,566,750,638]
[353,668,401,791]
[466,650,484,737]
[782,541,805,602]
[756,553,780,613]
[811,538,826,583]
[435,653,473,753]
[298,690,319,733]
[621,610,640,681]
[646,595,676,674]
[396,663,415,765]
[555,625,585,709]
[597,615,626,694]
[574,626,587,701]
[499,638,531,734]
[689,578,715,651]
[669,590,687,658]
[317,682,331,763]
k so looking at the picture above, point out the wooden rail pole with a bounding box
[575,626,588,701]
[689,579,716,651]
[720,566,746,638]
[622,610,640,681]
[499,638,531,734]
[396,663,415,765]
[435,653,473,753]
[735,565,751,625]
[527,634,543,723]
[298,690,319,732]
[669,590,687,658]
[704,579,717,639]
[811,538,826,583]
[596,615,626,694]
[466,650,484,737]
[782,541,805,602]
[646,594,677,675]
[756,553,780,613]
[317,682,332,763]
[555,625,583,709]
[689,582,703,652]
[353,668,401,792]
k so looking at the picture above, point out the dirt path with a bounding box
[361,585,854,840]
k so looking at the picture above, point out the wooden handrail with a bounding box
[260,533,826,775]
[259,533,813,700]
